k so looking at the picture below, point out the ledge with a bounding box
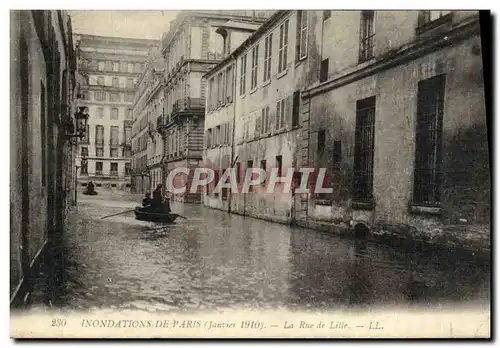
[314,199,332,206]
[351,200,375,210]
[408,204,442,216]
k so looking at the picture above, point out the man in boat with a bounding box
[142,192,152,207]
[151,184,163,212]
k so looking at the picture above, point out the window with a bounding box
[296,11,308,61]
[208,77,215,110]
[276,155,283,177]
[96,162,103,174]
[111,108,119,120]
[317,130,325,156]
[226,65,233,103]
[333,140,342,167]
[127,63,134,73]
[135,62,141,73]
[110,126,119,145]
[120,62,127,72]
[323,10,331,21]
[98,61,104,71]
[124,93,134,102]
[96,147,104,157]
[126,108,132,120]
[251,45,259,90]
[278,19,289,73]
[359,10,375,63]
[353,96,376,202]
[126,78,133,88]
[125,163,131,175]
[81,147,88,157]
[110,147,119,158]
[261,106,270,134]
[239,54,247,95]
[105,61,112,71]
[95,91,106,101]
[263,34,273,82]
[110,93,120,102]
[112,77,119,87]
[95,125,104,145]
[261,159,267,184]
[418,10,451,27]
[247,160,254,192]
[292,90,300,127]
[320,58,329,83]
[276,98,286,130]
[413,74,445,206]
[110,162,118,175]
[97,76,104,86]
[113,62,119,72]
[217,72,223,106]
[81,162,88,175]
[82,125,90,144]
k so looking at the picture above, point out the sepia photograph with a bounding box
[8,8,491,339]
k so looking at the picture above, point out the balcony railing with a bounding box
[95,139,104,145]
[110,170,118,176]
[109,140,119,146]
[172,97,204,114]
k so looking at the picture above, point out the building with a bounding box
[10,10,78,306]
[204,10,310,223]
[300,10,489,240]
[74,34,158,190]
[131,47,165,193]
[203,11,489,243]
[158,10,273,203]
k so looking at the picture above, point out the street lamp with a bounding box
[74,106,90,140]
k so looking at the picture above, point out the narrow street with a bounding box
[29,189,490,313]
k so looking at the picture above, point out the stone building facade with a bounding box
[203,10,489,248]
[298,10,489,243]
[74,34,158,190]
[204,11,314,223]
[130,47,165,193]
[10,10,78,306]
[159,10,272,203]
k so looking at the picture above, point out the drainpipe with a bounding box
[228,58,238,214]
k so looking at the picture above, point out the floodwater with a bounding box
[29,189,490,313]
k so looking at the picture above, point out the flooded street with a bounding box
[30,190,490,313]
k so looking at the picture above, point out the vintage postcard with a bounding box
[9,9,491,339]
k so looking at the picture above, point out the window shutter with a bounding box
[228,121,233,145]
[286,95,293,128]
[276,101,281,130]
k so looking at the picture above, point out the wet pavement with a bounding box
[29,189,490,313]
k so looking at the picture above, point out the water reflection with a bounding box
[28,192,490,312]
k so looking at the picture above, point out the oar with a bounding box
[100,209,135,220]
[170,213,187,220]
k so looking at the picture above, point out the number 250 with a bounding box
[51,319,66,327]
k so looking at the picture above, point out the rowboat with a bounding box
[134,206,179,223]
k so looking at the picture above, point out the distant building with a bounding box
[203,11,490,241]
[74,34,158,190]
[130,47,165,194]
[158,10,273,203]
[10,10,78,305]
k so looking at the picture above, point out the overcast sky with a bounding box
[69,10,180,40]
